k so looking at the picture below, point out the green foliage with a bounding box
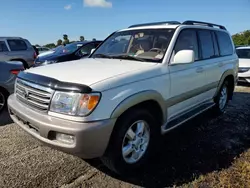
[44,43,56,49]
[232,30,250,46]
[80,36,85,41]
[63,39,70,45]
[57,39,63,46]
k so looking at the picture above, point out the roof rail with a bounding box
[182,20,226,30]
[128,21,181,28]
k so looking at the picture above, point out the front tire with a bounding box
[101,108,160,175]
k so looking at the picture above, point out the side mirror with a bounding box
[172,50,195,65]
[91,48,96,54]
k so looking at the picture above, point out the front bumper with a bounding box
[8,94,116,159]
[238,70,250,83]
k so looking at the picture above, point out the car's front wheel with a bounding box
[101,108,160,175]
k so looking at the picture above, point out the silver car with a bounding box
[0,61,24,112]
[0,37,37,69]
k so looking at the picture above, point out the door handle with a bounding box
[196,67,204,73]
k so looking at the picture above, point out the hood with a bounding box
[26,58,158,88]
[239,58,250,68]
[37,52,70,62]
[38,51,55,57]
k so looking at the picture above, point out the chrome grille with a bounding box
[15,78,54,112]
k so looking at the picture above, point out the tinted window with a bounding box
[198,30,214,59]
[216,31,233,56]
[236,49,250,59]
[80,43,95,55]
[0,41,9,52]
[7,39,27,51]
[211,32,219,57]
[174,29,199,61]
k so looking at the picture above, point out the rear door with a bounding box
[196,29,221,89]
[7,39,34,64]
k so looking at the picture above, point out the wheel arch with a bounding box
[110,90,166,125]
[10,58,28,68]
[215,69,236,100]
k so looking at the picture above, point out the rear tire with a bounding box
[101,108,160,175]
[213,80,229,115]
[0,89,8,113]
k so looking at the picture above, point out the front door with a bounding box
[168,29,207,120]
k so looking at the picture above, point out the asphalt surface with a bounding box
[0,85,250,188]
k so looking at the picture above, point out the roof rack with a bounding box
[182,20,227,30]
[128,21,181,28]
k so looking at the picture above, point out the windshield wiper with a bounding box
[93,53,113,59]
[111,54,145,62]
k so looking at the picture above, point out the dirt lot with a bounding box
[0,85,250,188]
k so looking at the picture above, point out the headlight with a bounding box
[50,91,101,116]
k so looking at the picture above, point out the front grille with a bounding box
[15,78,54,112]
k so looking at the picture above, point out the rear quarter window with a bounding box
[215,31,233,56]
[7,39,28,51]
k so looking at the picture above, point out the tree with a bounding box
[63,34,70,45]
[57,39,63,46]
[44,43,56,49]
[92,38,96,41]
[63,34,68,41]
[63,39,70,45]
[80,36,85,41]
[232,30,250,46]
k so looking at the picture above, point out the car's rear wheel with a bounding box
[213,80,229,114]
[101,108,160,175]
[0,89,8,113]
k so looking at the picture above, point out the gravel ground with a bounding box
[0,85,250,188]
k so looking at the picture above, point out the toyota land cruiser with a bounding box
[8,20,238,175]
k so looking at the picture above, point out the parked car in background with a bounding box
[8,20,238,175]
[0,61,24,112]
[34,41,102,67]
[236,46,250,83]
[37,47,50,55]
[0,37,37,69]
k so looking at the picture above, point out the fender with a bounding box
[110,90,166,121]
[214,69,235,97]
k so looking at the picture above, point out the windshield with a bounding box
[236,49,250,59]
[91,29,175,62]
[56,43,84,54]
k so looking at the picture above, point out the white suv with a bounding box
[236,46,250,83]
[8,20,238,175]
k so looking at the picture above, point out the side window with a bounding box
[80,43,95,54]
[198,30,215,59]
[0,41,9,52]
[211,32,219,57]
[7,39,27,51]
[216,31,233,56]
[174,29,199,61]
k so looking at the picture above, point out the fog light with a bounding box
[55,133,75,144]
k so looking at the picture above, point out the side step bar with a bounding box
[161,102,215,134]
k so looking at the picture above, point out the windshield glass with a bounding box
[92,29,175,62]
[236,49,250,59]
[56,43,84,54]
